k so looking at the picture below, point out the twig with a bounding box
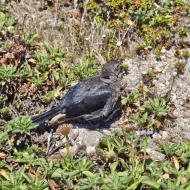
[46,129,53,155]
[46,141,65,157]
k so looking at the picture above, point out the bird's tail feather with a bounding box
[32,106,62,125]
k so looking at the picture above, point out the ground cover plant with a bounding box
[0,1,190,189]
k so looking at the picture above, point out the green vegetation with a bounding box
[179,27,189,37]
[0,1,190,189]
[0,129,190,189]
[4,116,36,134]
[73,53,100,80]
[87,0,189,57]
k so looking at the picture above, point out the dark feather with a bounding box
[32,106,62,125]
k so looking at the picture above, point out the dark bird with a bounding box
[32,60,124,126]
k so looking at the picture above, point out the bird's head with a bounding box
[101,60,124,82]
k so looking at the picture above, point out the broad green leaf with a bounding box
[141,176,160,189]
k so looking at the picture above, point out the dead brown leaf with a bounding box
[180,177,188,184]
[172,156,180,170]
[59,145,78,157]
[28,171,44,182]
[167,113,177,120]
[0,57,7,65]
[155,120,161,129]
[19,83,37,96]
[163,173,170,180]
[0,152,7,159]
[48,145,79,160]
[48,152,63,160]
[49,179,59,190]
[0,169,10,180]
[125,107,132,116]
[28,58,36,65]
[121,124,138,132]
[27,172,35,181]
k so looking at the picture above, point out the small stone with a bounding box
[75,128,103,147]
[116,41,122,47]
[59,145,79,157]
[172,71,177,76]
[171,94,177,101]
[152,132,162,139]
[85,37,90,41]
[147,46,152,50]
[166,81,170,86]
[28,58,36,65]
[86,146,95,155]
[160,131,169,139]
[160,83,166,90]
[163,173,170,180]
[146,148,166,161]
[181,132,190,139]
[141,71,147,75]
[152,80,157,85]
[154,66,163,73]
[161,48,167,54]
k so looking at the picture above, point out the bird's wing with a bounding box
[61,76,101,107]
[62,77,112,117]
[63,87,120,123]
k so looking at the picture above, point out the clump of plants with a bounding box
[179,27,189,37]
[87,0,188,55]
[175,61,186,74]
[121,85,175,131]
[1,127,190,189]
[0,1,190,190]
[0,6,101,115]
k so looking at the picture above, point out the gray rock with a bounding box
[146,148,166,162]
[86,146,96,155]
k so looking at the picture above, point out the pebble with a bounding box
[160,131,169,139]
[152,132,162,139]
[86,146,96,155]
[146,148,166,162]
[116,41,122,47]
[161,48,167,54]
[172,71,177,76]
[152,80,157,85]
[165,81,170,86]
[171,94,177,101]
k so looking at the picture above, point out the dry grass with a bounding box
[7,0,131,64]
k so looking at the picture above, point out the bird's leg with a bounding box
[48,113,66,125]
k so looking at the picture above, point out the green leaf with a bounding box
[0,12,5,29]
[141,176,160,189]
[51,168,63,178]
[110,162,118,173]
[5,116,36,134]
[82,171,94,177]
